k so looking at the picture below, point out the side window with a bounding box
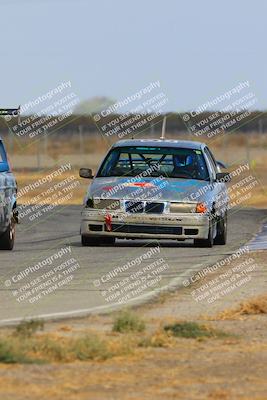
[0,142,5,162]
[117,153,130,168]
[204,148,216,180]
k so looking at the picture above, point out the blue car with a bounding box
[0,136,17,250]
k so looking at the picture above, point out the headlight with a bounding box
[86,198,94,208]
[85,198,120,210]
[169,202,196,213]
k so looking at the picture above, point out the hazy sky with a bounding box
[1,0,266,112]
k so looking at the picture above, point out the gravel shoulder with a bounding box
[0,249,266,400]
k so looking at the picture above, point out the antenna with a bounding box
[18,105,21,124]
[160,115,167,140]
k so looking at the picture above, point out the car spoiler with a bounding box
[0,106,21,124]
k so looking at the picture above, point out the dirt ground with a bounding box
[0,251,266,400]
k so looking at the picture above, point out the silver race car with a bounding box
[80,139,230,247]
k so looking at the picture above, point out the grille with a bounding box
[110,224,182,235]
[145,202,164,214]
[125,201,144,213]
[89,224,103,232]
[125,201,164,214]
[184,229,198,235]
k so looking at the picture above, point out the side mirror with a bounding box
[0,162,10,172]
[216,160,227,170]
[79,168,94,179]
[216,172,231,183]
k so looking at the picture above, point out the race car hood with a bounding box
[88,176,213,203]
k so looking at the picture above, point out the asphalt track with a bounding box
[0,206,266,325]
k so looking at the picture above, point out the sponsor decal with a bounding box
[123,182,156,188]
[102,182,156,191]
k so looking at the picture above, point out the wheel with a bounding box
[194,219,214,248]
[214,214,227,245]
[0,220,15,250]
[81,236,115,246]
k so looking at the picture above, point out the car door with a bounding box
[0,140,17,230]
[203,146,227,217]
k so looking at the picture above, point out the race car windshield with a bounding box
[97,146,209,180]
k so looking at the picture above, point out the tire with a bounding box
[81,236,115,246]
[194,219,214,248]
[0,220,15,250]
[214,214,227,245]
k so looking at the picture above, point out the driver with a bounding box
[173,154,184,168]
[172,153,196,177]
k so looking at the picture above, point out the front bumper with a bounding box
[81,209,210,240]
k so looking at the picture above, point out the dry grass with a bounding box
[0,332,131,363]
[216,294,267,320]
[112,310,146,333]
[0,291,266,399]
[163,321,229,339]
[0,321,265,400]
[15,171,87,205]
[0,317,230,365]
